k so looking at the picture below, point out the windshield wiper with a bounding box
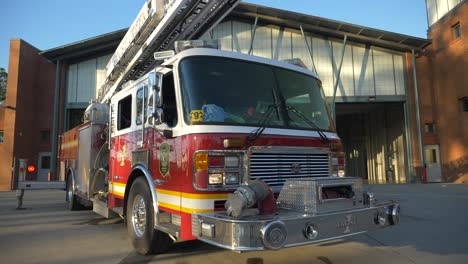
[247,104,277,143]
[286,105,330,144]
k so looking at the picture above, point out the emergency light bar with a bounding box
[174,40,219,53]
[153,50,176,61]
[282,58,309,69]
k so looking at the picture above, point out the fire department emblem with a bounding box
[159,142,170,177]
[118,144,128,167]
[337,215,357,234]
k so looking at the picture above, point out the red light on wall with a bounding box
[27,165,36,173]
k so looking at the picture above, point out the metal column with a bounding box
[50,60,61,180]
[412,50,424,181]
[404,102,415,183]
[332,35,348,123]
[248,16,258,55]
[300,25,317,73]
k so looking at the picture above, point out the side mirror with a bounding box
[154,72,163,109]
[148,72,165,125]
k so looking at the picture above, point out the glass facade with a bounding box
[66,54,112,104]
[427,0,464,26]
[202,21,408,99]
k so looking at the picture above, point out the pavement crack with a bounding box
[364,233,417,264]
[317,256,334,264]
[118,251,154,264]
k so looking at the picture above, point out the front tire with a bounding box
[127,177,172,255]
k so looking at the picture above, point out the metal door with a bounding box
[424,145,442,182]
[37,152,51,181]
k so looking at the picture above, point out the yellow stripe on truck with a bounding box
[61,140,78,150]
[107,182,227,213]
[156,188,228,200]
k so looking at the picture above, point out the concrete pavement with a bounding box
[0,184,467,264]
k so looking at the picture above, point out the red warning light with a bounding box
[27,165,36,173]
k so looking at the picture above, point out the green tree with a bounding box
[0,68,7,101]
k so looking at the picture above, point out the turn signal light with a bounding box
[195,152,208,171]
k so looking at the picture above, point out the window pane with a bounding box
[373,49,396,96]
[425,148,437,163]
[180,57,280,126]
[353,45,375,96]
[0,130,4,143]
[275,68,332,130]
[41,156,51,169]
[136,86,148,126]
[453,23,462,39]
[118,95,132,130]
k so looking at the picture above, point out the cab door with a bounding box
[149,71,181,212]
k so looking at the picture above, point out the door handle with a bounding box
[154,179,165,186]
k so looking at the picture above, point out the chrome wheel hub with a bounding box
[67,183,73,202]
[132,194,147,237]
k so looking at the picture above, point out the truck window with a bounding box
[136,86,148,126]
[118,95,132,130]
[179,56,331,131]
[162,73,178,127]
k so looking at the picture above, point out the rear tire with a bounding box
[66,176,81,211]
[127,177,172,255]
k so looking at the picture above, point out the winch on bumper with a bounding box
[191,178,400,251]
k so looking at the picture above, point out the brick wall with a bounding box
[0,40,55,190]
[416,3,468,182]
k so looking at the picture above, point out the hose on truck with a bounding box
[224,180,272,218]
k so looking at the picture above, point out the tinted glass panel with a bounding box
[179,57,332,131]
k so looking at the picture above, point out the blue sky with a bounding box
[0,0,428,71]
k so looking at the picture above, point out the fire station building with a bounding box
[1,1,467,190]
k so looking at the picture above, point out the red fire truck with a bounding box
[60,42,400,255]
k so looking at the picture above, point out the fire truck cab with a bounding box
[61,44,400,255]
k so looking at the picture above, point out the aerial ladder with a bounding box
[97,0,241,103]
[16,0,240,209]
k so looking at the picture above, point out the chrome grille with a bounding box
[249,151,329,187]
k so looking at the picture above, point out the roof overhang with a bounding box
[40,2,431,63]
[231,3,431,52]
[40,29,127,62]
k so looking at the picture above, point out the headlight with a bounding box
[225,173,240,185]
[208,173,223,185]
[338,169,346,177]
[194,151,244,190]
[331,153,346,177]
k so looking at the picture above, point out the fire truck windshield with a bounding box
[179,56,332,131]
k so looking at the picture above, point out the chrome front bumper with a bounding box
[192,202,400,251]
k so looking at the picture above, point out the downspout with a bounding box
[412,50,424,181]
[50,60,60,180]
